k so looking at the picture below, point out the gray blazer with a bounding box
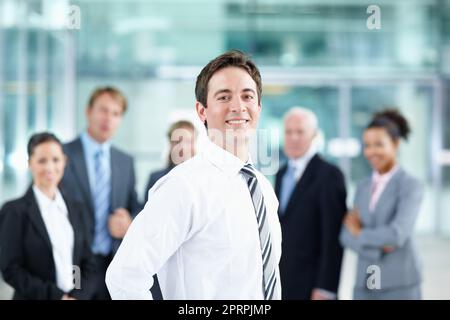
[339,168,424,290]
[60,137,141,254]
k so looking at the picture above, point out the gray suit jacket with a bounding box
[59,137,141,254]
[339,168,424,290]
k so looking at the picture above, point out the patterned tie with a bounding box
[240,163,278,300]
[92,149,112,255]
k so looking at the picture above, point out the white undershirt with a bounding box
[33,186,75,293]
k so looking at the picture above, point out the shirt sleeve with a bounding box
[339,226,382,261]
[105,174,199,299]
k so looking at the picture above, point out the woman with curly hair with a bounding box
[340,109,424,300]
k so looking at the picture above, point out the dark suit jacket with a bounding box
[60,137,141,254]
[144,166,174,203]
[0,187,97,300]
[275,154,347,299]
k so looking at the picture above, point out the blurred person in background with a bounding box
[60,87,141,300]
[144,120,198,203]
[275,107,347,300]
[340,109,424,300]
[0,132,97,300]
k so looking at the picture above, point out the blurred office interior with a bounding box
[1,0,450,299]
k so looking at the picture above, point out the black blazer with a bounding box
[60,137,142,253]
[0,187,97,300]
[275,154,347,299]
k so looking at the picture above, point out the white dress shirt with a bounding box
[106,138,282,300]
[33,186,75,293]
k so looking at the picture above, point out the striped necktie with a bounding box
[240,163,277,300]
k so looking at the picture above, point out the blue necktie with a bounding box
[279,164,297,215]
[92,149,112,255]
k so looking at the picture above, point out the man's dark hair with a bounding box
[195,50,262,108]
[27,132,63,157]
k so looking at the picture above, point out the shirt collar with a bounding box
[372,164,399,183]
[288,142,317,171]
[81,131,111,155]
[32,185,68,215]
[201,137,247,177]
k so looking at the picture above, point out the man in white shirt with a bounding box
[105,50,282,300]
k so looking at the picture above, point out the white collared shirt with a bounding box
[288,142,317,181]
[32,186,75,293]
[105,138,282,300]
[369,165,399,212]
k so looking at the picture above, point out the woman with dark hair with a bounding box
[144,120,197,203]
[0,132,97,300]
[340,109,424,299]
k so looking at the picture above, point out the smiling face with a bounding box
[363,127,399,173]
[196,66,261,148]
[29,141,66,191]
